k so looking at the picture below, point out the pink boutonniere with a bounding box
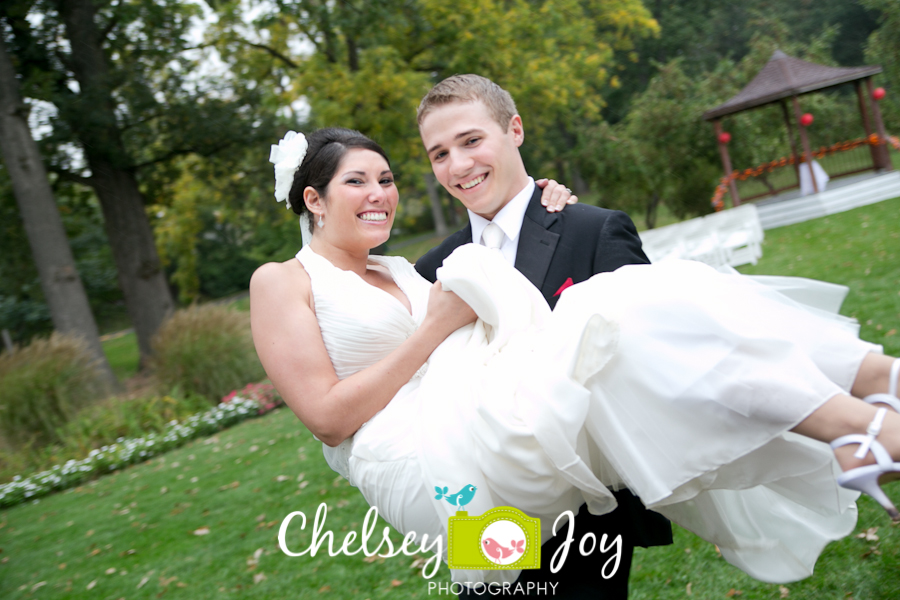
[553,277,574,297]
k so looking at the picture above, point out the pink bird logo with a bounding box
[482,538,525,561]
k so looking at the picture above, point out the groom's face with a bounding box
[420,100,527,221]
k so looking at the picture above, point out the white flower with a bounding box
[269,131,308,208]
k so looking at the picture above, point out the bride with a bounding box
[250,127,900,587]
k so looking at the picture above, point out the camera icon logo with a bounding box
[447,507,541,571]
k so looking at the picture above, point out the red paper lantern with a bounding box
[800,113,814,127]
[873,87,886,101]
[718,132,732,144]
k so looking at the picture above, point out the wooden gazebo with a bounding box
[703,50,892,208]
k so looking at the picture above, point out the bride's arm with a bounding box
[250,262,474,447]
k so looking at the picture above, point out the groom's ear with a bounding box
[508,115,525,147]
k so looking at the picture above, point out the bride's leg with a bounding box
[850,353,900,399]
[791,392,900,519]
[790,393,900,471]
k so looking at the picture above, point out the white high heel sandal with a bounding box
[831,407,900,521]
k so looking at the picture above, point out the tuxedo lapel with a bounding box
[514,190,559,291]
[459,223,473,245]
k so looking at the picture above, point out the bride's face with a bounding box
[318,148,399,250]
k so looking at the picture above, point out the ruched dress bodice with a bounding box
[296,245,430,380]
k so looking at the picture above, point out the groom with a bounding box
[414,75,672,598]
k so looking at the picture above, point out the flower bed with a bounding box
[0,383,283,509]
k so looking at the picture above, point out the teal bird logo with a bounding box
[434,484,477,510]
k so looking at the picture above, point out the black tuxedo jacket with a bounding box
[417,187,650,307]
[415,187,672,549]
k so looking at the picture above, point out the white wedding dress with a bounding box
[296,243,880,587]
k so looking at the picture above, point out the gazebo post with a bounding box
[792,95,818,194]
[866,77,893,171]
[713,119,741,207]
[780,100,802,184]
[855,80,879,172]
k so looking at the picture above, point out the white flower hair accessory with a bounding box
[269,131,308,208]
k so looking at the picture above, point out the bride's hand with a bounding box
[535,178,578,212]
[424,281,477,336]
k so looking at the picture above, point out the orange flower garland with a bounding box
[711,134,900,210]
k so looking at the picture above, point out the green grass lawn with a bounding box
[101,332,140,381]
[738,195,900,357]
[0,407,427,599]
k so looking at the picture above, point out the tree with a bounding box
[0,33,117,386]
[863,0,900,131]
[3,0,275,366]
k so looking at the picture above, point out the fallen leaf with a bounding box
[249,445,259,452]
[105,568,116,575]
[58,563,67,570]
[85,580,96,590]
[254,573,267,584]
[218,481,240,492]
[120,549,136,557]
[137,576,149,589]
[779,586,790,598]
[391,579,403,587]
[160,487,168,495]
[256,514,266,522]
[89,548,101,556]
[856,527,879,542]
[726,589,742,597]
[319,584,331,592]
[686,582,692,596]
[193,527,211,536]
[684,548,691,554]
[247,548,264,567]
[275,475,290,482]
[85,530,94,537]
[177,581,188,588]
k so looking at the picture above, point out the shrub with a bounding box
[57,391,211,455]
[151,304,265,402]
[0,383,284,508]
[0,332,108,447]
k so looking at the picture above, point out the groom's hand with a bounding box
[536,178,578,212]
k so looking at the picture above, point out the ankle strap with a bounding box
[857,407,888,460]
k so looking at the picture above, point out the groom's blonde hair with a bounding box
[417,74,518,132]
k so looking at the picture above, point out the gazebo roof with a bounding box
[703,50,881,121]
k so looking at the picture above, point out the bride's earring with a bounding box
[317,215,324,228]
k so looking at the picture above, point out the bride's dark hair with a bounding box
[288,128,391,224]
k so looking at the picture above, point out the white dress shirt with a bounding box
[468,178,535,266]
